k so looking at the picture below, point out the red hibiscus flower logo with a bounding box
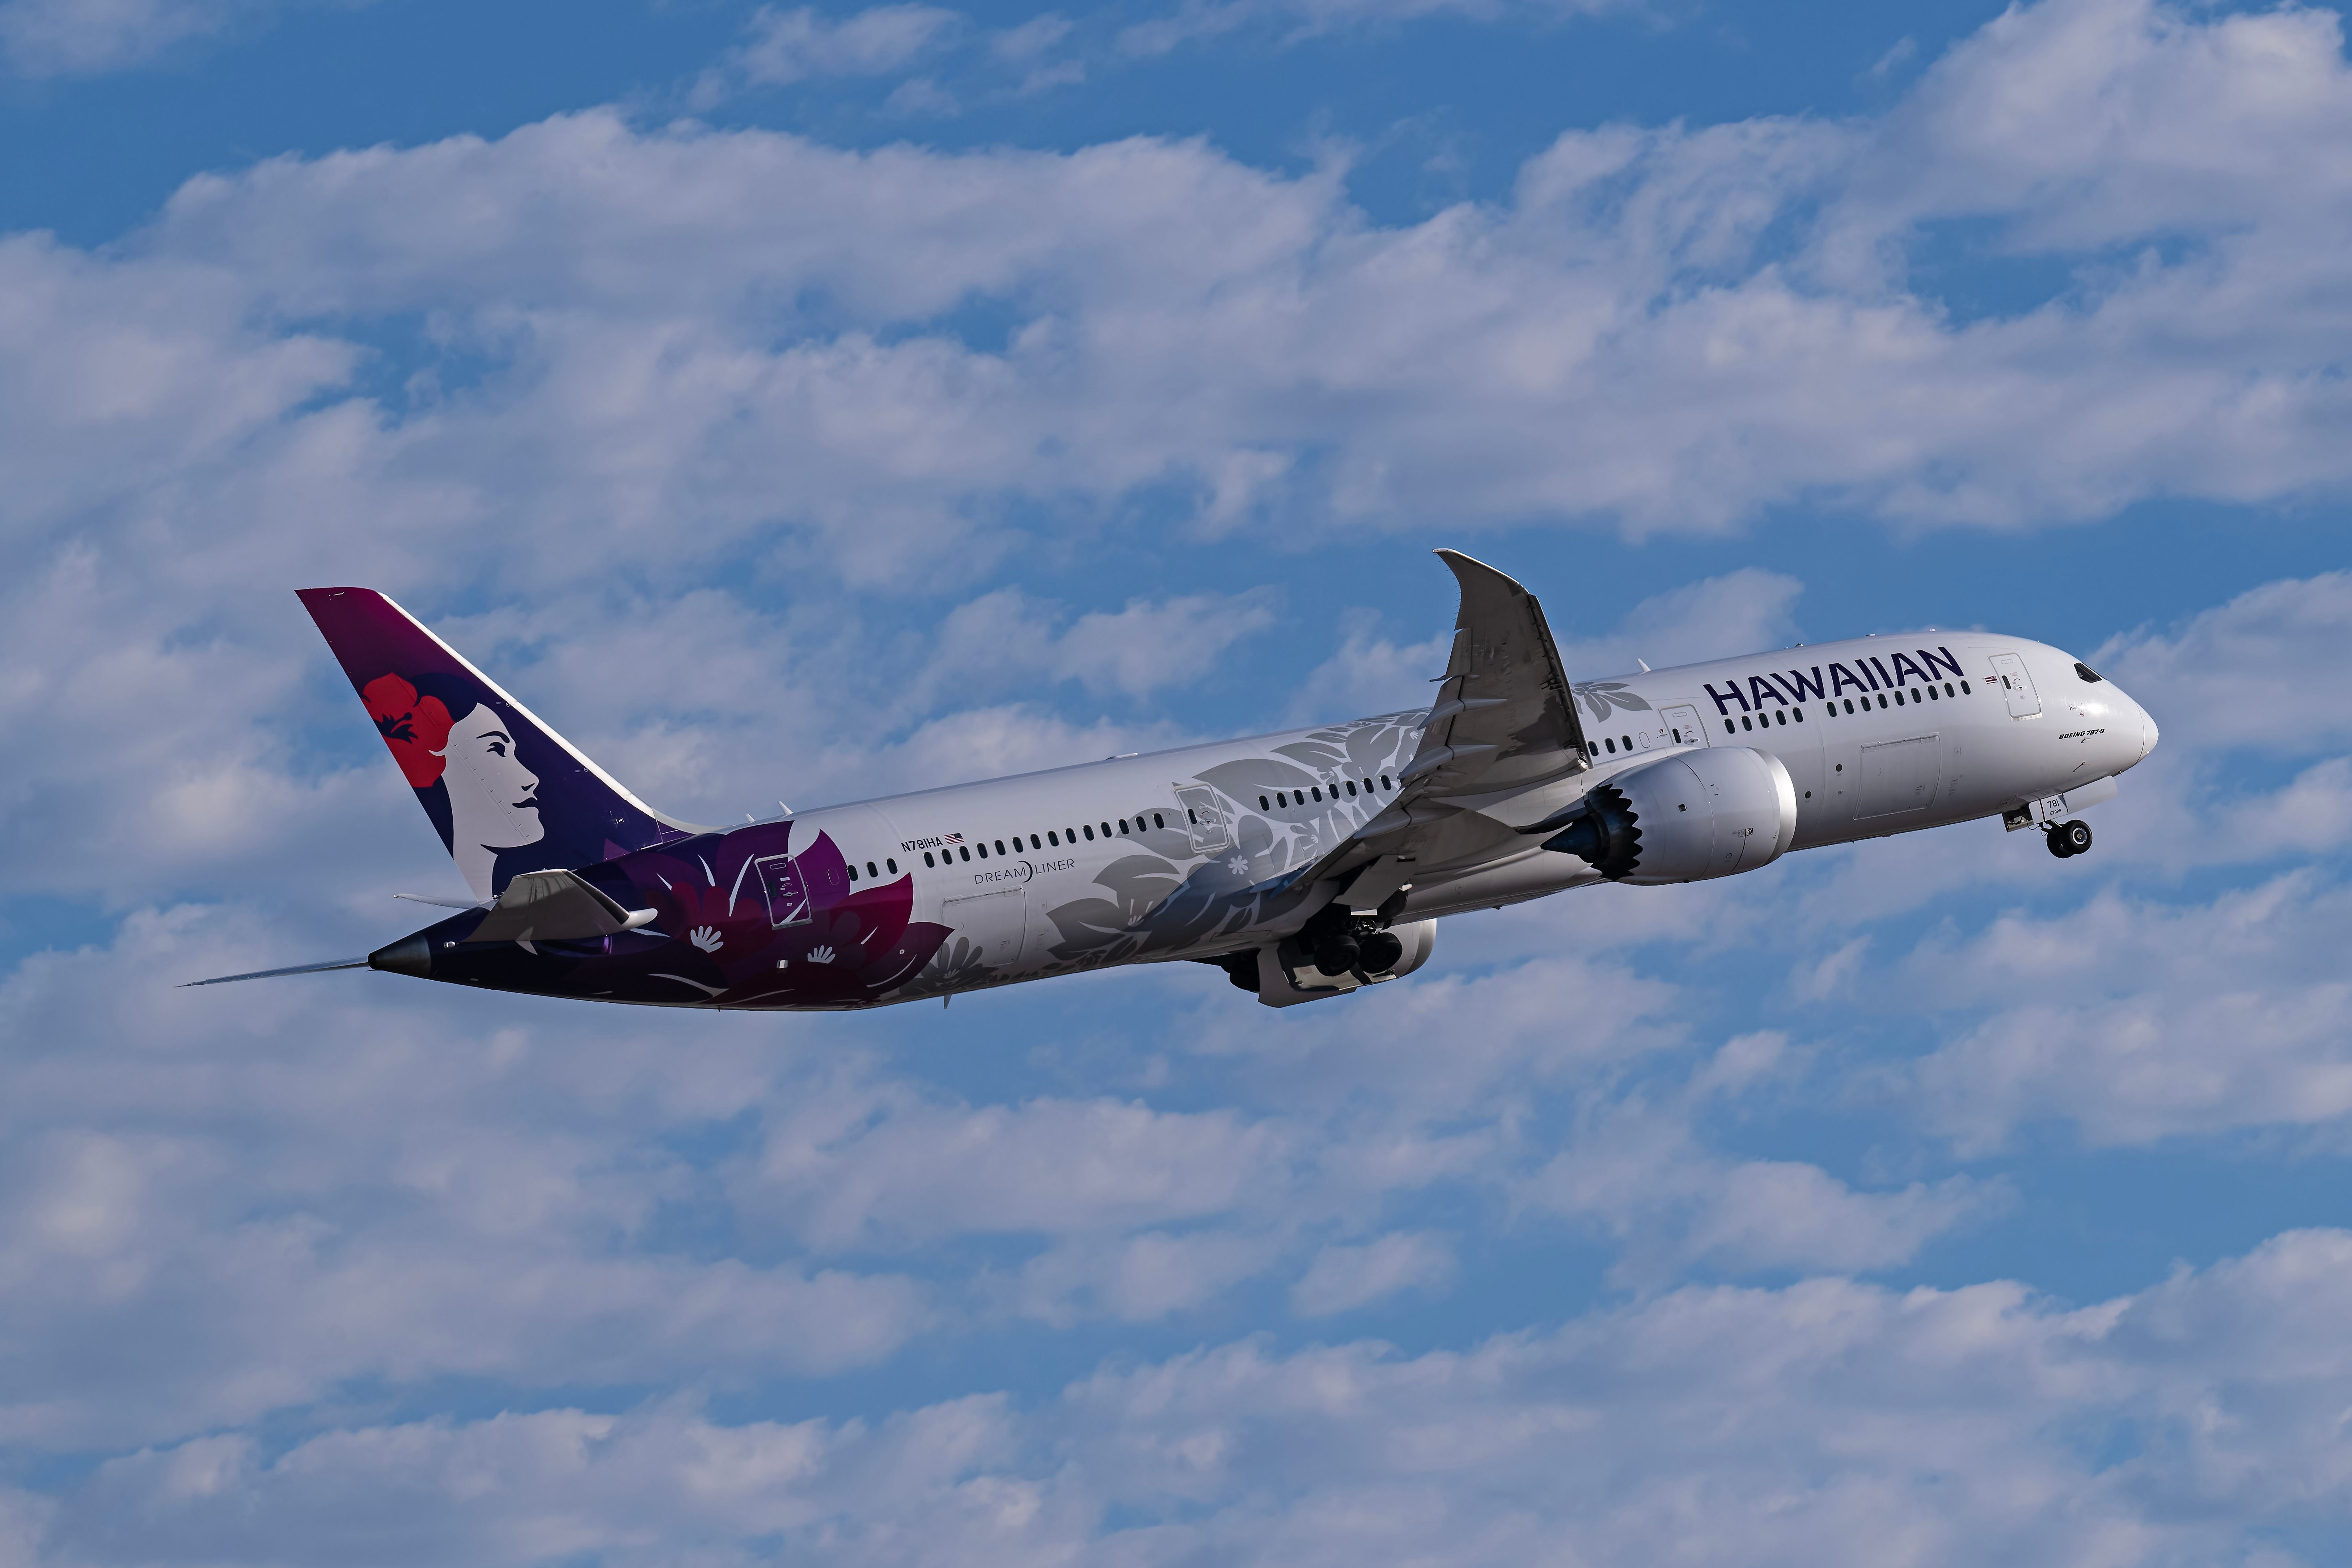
[363,674,454,789]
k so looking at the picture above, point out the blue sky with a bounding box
[3,0,2351,1560]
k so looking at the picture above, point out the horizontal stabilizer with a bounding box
[466,869,657,945]
[179,956,370,988]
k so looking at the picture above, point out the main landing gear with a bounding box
[2045,819,2094,858]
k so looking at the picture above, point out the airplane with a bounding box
[187,552,2159,1009]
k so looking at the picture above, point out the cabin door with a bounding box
[1658,704,1706,747]
[1988,652,2041,718]
[1175,784,1231,854]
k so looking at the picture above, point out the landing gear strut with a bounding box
[2046,819,2093,858]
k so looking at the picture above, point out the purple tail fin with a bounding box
[299,588,707,899]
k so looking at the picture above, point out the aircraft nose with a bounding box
[2138,707,2159,762]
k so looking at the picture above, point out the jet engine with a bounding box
[1544,747,1797,884]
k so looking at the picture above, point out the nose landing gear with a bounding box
[2046,819,2093,858]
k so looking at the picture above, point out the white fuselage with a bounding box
[783,631,2157,1000]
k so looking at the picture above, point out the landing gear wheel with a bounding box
[1357,929,1404,974]
[1313,938,1361,977]
[2046,820,2092,858]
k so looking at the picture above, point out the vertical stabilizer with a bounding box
[298,587,707,899]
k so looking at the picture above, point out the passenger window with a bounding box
[1960,681,1971,694]
[1927,686,1939,701]
[887,858,897,874]
[1117,819,1128,834]
[1345,780,1357,796]
[1153,813,1165,829]
[977,842,989,859]
[1100,822,1112,837]
[1879,693,1889,708]
[847,864,858,881]
[1048,831,1059,846]
[1260,795,1270,810]
[1381,774,1392,790]
[959,845,970,861]
[1083,825,1094,840]
[1311,787,1323,802]
[1792,708,1803,722]
[1621,735,1631,749]
[1605,737,1616,753]
[867,861,878,878]
[1031,834,1042,849]
[924,851,935,867]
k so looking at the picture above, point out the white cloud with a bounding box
[1906,872,2352,1150]
[1116,0,1618,59]
[41,0,2351,599]
[1014,1226,1288,1322]
[42,1230,2352,1565]
[0,909,932,1447]
[1290,1229,1454,1315]
[922,586,1278,704]
[8,1,2352,1551]
[700,3,964,100]
[0,0,253,76]
[739,1087,1296,1249]
[10,0,2352,901]
[2096,571,2352,756]
[1520,1099,2001,1282]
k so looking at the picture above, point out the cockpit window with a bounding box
[2074,662,2103,682]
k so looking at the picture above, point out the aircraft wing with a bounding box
[1285,550,1593,912]
[1402,549,1591,796]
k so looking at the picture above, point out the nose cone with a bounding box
[2141,709,2159,760]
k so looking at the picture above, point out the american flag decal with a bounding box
[943,832,964,844]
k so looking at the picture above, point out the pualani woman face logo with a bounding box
[364,674,544,897]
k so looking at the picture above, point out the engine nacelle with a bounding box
[1545,747,1797,884]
